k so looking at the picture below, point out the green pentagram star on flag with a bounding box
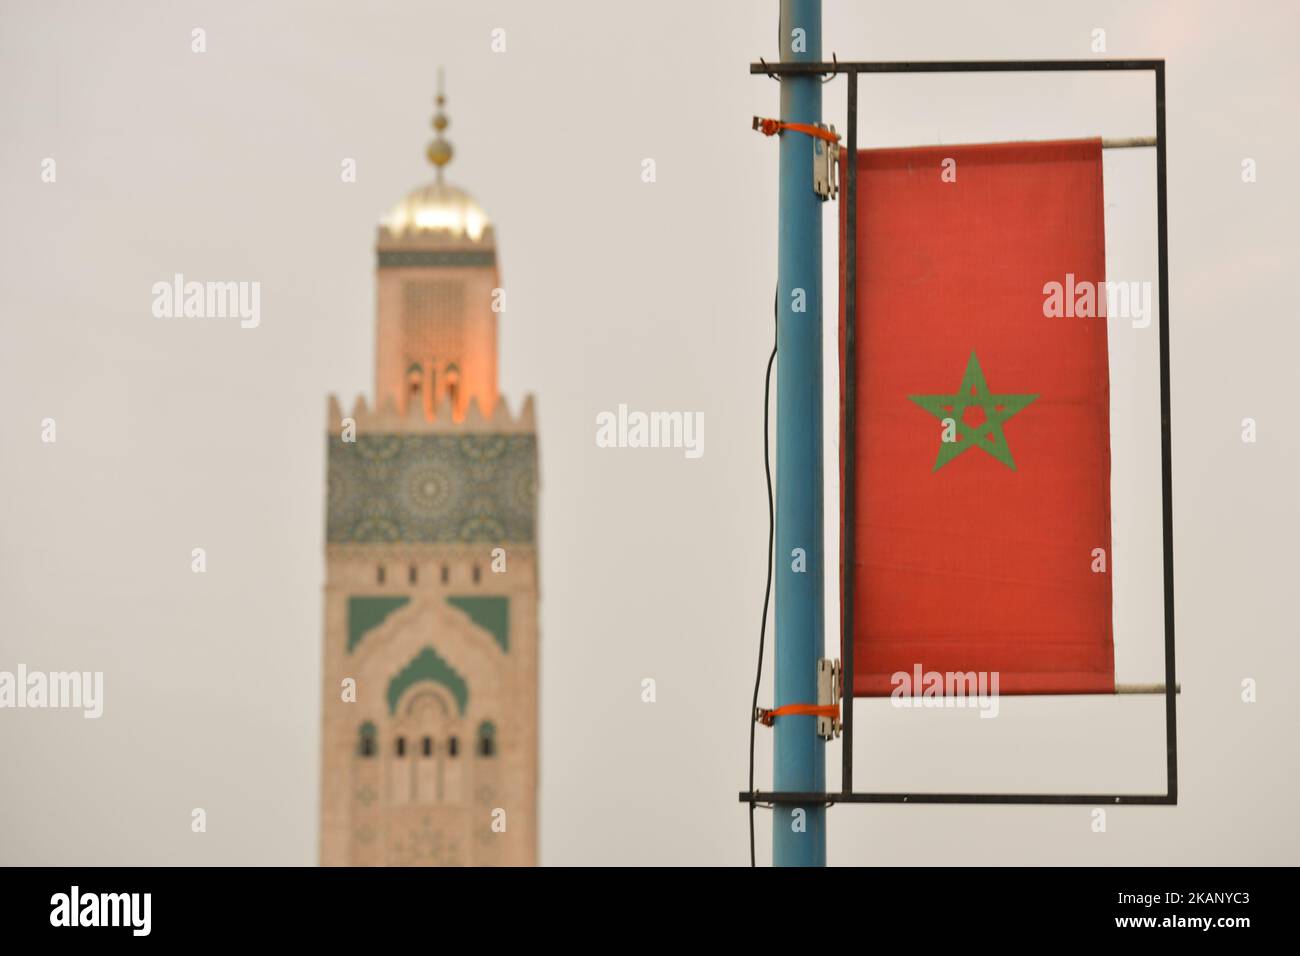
[908,351,1038,472]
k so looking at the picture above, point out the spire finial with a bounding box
[426,68,453,184]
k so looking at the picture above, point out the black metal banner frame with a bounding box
[740,59,1176,808]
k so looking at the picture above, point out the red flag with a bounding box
[840,139,1114,696]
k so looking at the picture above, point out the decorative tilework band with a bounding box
[327,433,537,544]
[377,250,496,269]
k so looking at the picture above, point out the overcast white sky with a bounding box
[1,0,1297,865]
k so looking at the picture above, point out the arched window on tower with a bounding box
[440,564,449,584]
[448,736,459,757]
[409,564,418,585]
[395,736,406,758]
[476,721,496,757]
[444,363,460,412]
[357,722,377,758]
[421,736,433,757]
[377,565,386,585]
[406,362,423,400]
[472,564,481,585]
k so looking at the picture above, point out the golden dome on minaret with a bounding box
[381,73,491,242]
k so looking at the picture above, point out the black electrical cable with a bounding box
[749,290,777,867]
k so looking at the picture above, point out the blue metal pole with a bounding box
[773,0,826,867]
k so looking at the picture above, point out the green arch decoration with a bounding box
[387,646,468,716]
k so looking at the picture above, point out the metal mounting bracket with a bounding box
[816,658,841,739]
[812,124,839,201]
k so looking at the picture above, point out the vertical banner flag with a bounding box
[840,139,1115,696]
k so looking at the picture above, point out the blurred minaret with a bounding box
[319,74,540,867]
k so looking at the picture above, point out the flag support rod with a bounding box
[832,136,1155,150]
[744,57,1178,815]
[772,0,827,867]
[1114,683,1180,694]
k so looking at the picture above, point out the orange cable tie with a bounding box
[756,703,840,727]
[751,116,841,145]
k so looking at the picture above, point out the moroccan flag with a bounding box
[840,139,1114,696]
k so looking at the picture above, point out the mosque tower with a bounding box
[319,77,539,866]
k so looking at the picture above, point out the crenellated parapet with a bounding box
[327,392,536,436]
